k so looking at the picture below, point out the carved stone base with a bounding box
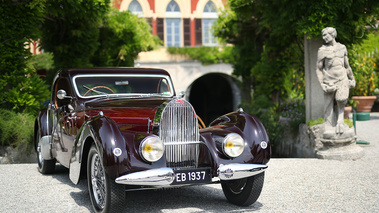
[317,135,364,160]
[316,123,364,160]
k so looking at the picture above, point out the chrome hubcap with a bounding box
[228,178,247,194]
[90,153,106,209]
[37,133,43,165]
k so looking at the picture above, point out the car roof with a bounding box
[60,67,171,78]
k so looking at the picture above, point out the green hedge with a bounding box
[0,109,35,151]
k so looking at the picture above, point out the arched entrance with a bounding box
[187,73,240,125]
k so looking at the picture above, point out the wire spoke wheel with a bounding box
[90,153,106,209]
[87,145,125,213]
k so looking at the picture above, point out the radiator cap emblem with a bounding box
[175,100,183,104]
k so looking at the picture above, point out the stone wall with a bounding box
[0,145,36,164]
[273,124,322,158]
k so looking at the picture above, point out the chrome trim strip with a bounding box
[72,74,175,98]
[115,168,175,186]
[163,141,203,145]
[217,164,268,180]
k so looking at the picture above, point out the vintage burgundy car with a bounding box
[35,67,270,212]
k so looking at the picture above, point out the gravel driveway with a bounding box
[0,114,378,213]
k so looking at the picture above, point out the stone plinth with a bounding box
[316,124,364,160]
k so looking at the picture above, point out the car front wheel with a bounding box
[36,130,55,174]
[221,172,265,206]
[87,144,125,213]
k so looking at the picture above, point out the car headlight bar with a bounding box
[139,136,164,162]
[222,133,245,158]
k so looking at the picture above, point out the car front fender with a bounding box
[69,114,128,184]
[205,109,271,166]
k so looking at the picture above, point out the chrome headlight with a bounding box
[222,133,245,158]
[140,136,164,162]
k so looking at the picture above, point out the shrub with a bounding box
[280,99,306,132]
[306,117,325,127]
[0,109,35,152]
[306,117,353,128]
[167,46,234,65]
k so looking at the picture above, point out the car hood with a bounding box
[83,97,171,133]
[84,97,170,109]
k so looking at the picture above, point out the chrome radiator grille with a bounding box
[159,99,200,169]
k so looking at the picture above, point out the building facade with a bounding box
[114,0,227,47]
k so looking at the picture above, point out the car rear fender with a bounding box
[35,109,54,159]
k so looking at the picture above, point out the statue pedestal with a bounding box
[316,124,364,160]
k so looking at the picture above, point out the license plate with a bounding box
[172,168,212,185]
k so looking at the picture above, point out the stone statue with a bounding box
[316,27,356,138]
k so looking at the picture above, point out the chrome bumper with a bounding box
[115,168,175,185]
[217,164,267,180]
[115,164,267,186]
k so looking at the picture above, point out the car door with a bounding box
[52,77,75,167]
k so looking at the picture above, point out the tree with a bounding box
[0,0,49,114]
[40,0,110,69]
[91,8,161,67]
[214,0,379,105]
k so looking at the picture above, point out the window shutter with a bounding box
[183,18,191,46]
[195,18,202,46]
[157,18,164,42]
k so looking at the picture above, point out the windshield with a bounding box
[73,74,174,98]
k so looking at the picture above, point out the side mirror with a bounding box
[57,89,72,100]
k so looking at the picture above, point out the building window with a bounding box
[166,0,181,47]
[128,0,143,17]
[202,1,218,46]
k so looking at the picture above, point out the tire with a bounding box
[221,172,265,206]
[36,129,55,174]
[87,144,125,213]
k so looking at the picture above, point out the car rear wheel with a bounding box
[87,144,125,213]
[221,172,265,206]
[36,130,55,174]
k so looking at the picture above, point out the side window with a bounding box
[53,78,72,108]
[158,79,170,94]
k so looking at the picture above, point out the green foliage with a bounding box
[28,52,55,71]
[92,9,161,67]
[280,99,306,132]
[345,119,354,128]
[5,64,50,114]
[0,0,48,114]
[0,109,35,150]
[241,98,305,146]
[40,0,110,69]
[213,4,264,100]
[358,33,379,54]
[213,0,379,103]
[166,46,234,65]
[306,118,325,127]
[306,117,353,128]
[349,45,379,96]
[297,0,379,44]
